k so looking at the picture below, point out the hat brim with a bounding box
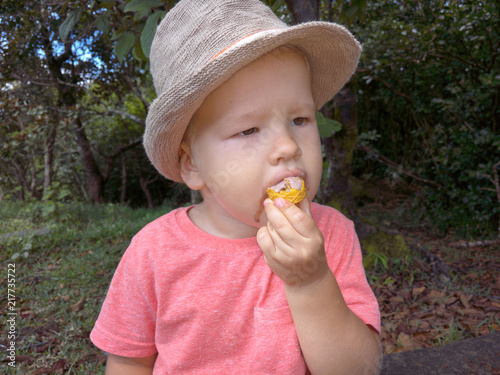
[144,21,361,182]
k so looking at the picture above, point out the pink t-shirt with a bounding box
[90,203,380,374]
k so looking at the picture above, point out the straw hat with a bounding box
[144,0,361,182]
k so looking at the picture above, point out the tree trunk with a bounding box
[327,88,374,238]
[139,174,155,208]
[17,116,42,199]
[43,120,57,196]
[284,0,319,23]
[284,0,369,235]
[325,89,358,217]
[73,116,104,203]
[11,159,29,200]
[120,156,127,205]
[43,28,107,204]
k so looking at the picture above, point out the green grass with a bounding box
[0,200,170,374]
[431,318,469,347]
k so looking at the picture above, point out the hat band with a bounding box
[211,29,278,60]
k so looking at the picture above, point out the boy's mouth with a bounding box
[266,168,306,191]
[266,176,307,204]
[254,168,307,222]
[267,176,303,192]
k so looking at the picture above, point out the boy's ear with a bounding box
[179,141,205,191]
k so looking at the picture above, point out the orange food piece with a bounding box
[267,177,306,204]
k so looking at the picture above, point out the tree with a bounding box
[282,0,373,238]
[0,0,153,203]
[354,0,499,236]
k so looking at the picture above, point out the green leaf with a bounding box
[316,112,342,138]
[133,7,153,21]
[99,1,117,9]
[59,8,83,42]
[111,27,124,40]
[133,41,147,61]
[95,14,110,34]
[270,0,285,12]
[344,6,359,20]
[352,0,368,10]
[124,0,165,13]
[114,32,136,62]
[141,12,163,59]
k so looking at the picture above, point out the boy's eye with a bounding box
[292,117,305,126]
[239,128,257,136]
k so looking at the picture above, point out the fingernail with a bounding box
[275,198,285,208]
[263,199,270,207]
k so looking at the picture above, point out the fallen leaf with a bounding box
[389,296,405,304]
[384,344,396,354]
[397,332,412,349]
[412,286,426,296]
[382,321,398,333]
[459,293,471,309]
[32,359,69,375]
[427,289,445,300]
[16,355,34,365]
[434,304,446,317]
[71,296,86,312]
[444,295,458,305]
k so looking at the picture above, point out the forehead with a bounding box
[184,47,313,141]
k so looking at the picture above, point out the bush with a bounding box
[353,0,499,238]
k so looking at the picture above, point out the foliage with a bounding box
[0,0,173,205]
[1,201,497,370]
[0,201,169,374]
[1,0,498,238]
[362,232,411,270]
[316,112,342,137]
[421,126,499,236]
[354,0,499,237]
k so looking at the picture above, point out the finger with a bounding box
[297,196,311,217]
[257,226,292,271]
[269,198,317,239]
[264,199,299,244]
[266,215,293,255]
[257,225,281,257]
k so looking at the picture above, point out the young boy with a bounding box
[90,0,381,374]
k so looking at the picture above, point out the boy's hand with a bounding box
[257,197,328,288]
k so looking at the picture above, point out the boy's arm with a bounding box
[258,198,381,375]
[284,271,381,375]
[105,353,157,375]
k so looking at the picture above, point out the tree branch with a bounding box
[107,109,145,126]
[428,50,485,72]
[102,138,143,181]
[357,144,443,188]
[370,76,415,104]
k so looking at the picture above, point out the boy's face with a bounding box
[180,49,323,238]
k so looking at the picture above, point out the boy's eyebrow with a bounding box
[221,110,262,125]
[235,102,316,121]
[296,101,317,113]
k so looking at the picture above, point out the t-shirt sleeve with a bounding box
[90,235,158,357]
[325,218,381,335]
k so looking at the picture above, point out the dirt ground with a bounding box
[360,198,500,354]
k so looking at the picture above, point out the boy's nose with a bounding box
[267,125,302,165]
